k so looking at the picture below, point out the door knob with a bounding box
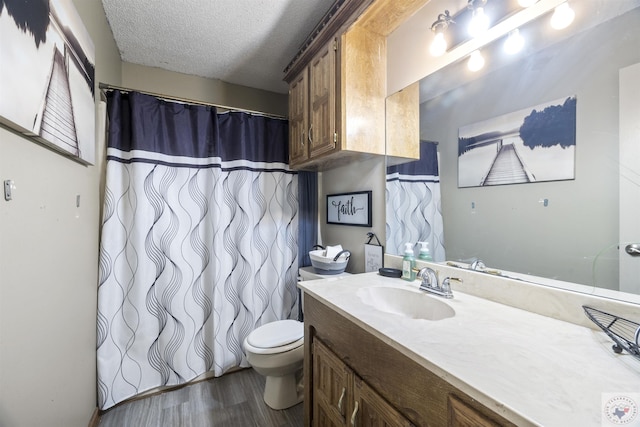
[625,243,640,256]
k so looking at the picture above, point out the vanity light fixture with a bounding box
[467,0,490,37]
[429,10,454,56]
[430,32,448,56]
[467,50,485,71]
[550,2,575,30]
[503,29,524,54]
[517,0,538,7]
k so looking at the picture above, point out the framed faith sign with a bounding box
[326,191,372,227]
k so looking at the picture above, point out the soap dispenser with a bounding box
[402,243,416,281]
[418,241,433,261]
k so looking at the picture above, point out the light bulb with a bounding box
[430,32,447,56]
[467,50,485,72]
[550,2,575,30]
[518,0,537,7]
[468,7,490,37]
[504,29,524,54]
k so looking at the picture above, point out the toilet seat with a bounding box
[245,320,304,355]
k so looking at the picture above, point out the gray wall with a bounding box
[319,157,386,273]
[0,1,120,425]
[121,62,288,116]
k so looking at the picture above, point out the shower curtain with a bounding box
[386,141,446,260]
[97,91,300,410]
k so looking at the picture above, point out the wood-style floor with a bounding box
[98,368,303,427]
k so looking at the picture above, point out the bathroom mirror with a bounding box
[385,1,640,300]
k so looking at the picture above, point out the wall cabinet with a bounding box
[313,338,413,427]
[303,294,517,427]
[284,0,421,171]
[288,63,308,165]
[284,0,433,171]
[288,38,339,167]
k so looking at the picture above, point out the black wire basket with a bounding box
[583,306,640,361]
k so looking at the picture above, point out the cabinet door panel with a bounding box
[289,70,309,165]
[354,377,414,427]
[309,38,338,158]
[448,395,502,427]
[313,340,353,426]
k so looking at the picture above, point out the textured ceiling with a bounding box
[101,0,336,94]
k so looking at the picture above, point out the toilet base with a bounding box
[263,370,303,410]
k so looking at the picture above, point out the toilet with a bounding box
[243,319,304,410]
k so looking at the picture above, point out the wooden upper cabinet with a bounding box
[309,38,339,159]
[386,81,420,165]
[288,69,309,165]
[286,37,339,170]
[286,25,388,171]
[283,0,422,171]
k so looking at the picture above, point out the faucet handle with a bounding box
[441,277,462,294]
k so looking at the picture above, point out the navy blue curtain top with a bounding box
[106,90,289,164]
[387,141,439,178]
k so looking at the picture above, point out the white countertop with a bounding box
[298,272,640,427]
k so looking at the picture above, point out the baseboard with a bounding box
[88,407,100,427]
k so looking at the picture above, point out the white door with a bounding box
[619,63,640,294]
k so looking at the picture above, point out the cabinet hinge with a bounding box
[333,39,337,51]
[333,133,338,143]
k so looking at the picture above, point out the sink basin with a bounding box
[357,287,455,320]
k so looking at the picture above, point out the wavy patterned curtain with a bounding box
[97,91,299,410]
[386,141,445,260]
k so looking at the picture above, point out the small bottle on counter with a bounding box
[401,243,416,281]
[418,241,433,261]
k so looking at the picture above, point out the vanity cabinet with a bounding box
[303,294,516,427]
[448,395,503,427]
[313,337,413,427]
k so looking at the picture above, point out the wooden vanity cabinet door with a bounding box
[448,395,502,427]
[313,339,353,427]
[353,377,414,427]
[288,69,309,166]
[312,339,413,427]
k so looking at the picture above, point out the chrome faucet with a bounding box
[470,258,486,271]
[417,267,460,299]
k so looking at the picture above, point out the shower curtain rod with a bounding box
[98,82,288,120]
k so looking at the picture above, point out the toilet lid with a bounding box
[247,320,303,349]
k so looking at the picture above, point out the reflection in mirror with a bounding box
[386,141,445,260]
[386,3,640,299]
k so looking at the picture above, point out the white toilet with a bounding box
[243,319,304,410]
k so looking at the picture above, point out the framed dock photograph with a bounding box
[0,0,96,164]
[458,96,576,188]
